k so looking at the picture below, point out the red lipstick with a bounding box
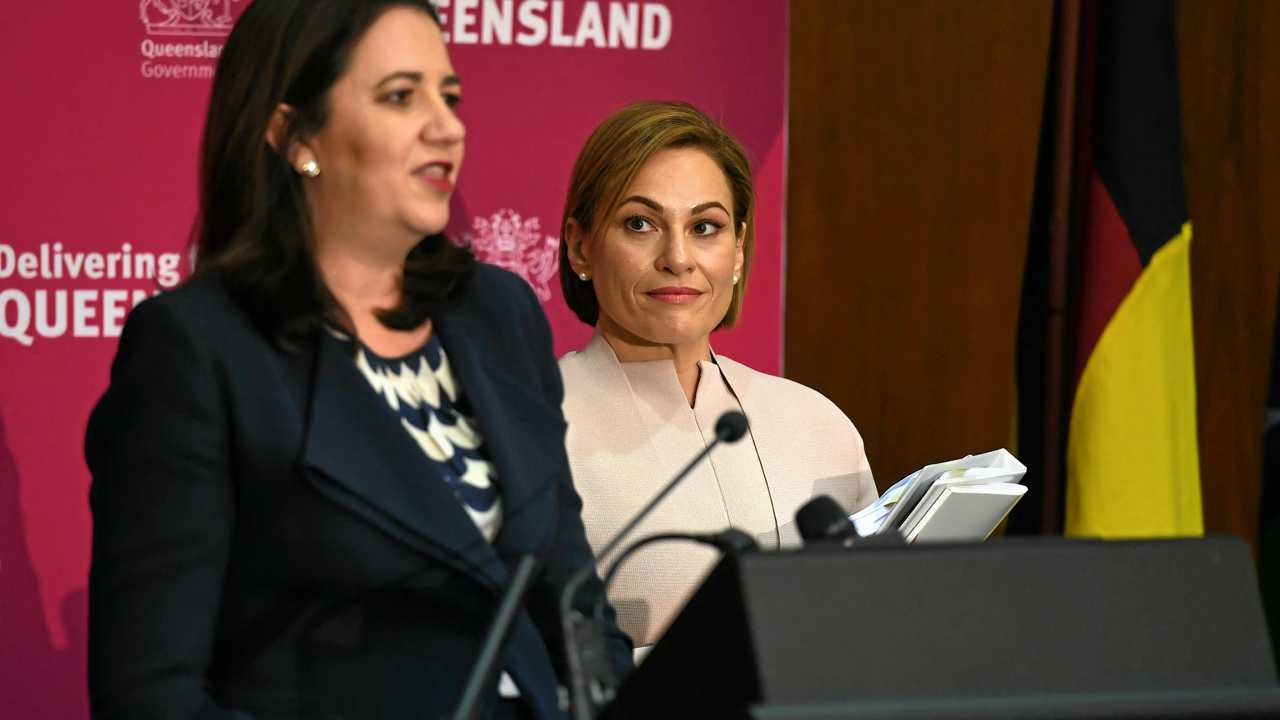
[646,286,703,304]
[415,161,454,193]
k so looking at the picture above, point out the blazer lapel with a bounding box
[434,308,567,719]
[434,311,560,559]
[301,328,508,591]
[713,356,775,482]
[577,332,668,471]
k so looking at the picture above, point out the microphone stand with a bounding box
[559,411,749,720]
[451,554,541,720]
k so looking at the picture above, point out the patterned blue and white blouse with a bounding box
[350,332,504,543]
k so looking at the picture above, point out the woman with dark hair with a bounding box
[85,1,630,718]
[557,102,878,655]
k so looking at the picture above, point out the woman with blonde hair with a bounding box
[557,101,877,654]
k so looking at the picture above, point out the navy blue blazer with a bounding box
[85,264,632,720]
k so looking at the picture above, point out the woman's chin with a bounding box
[632,327,713,352]
[402,208,451,238]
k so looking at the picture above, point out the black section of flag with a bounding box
[1093,0,1188,266]
[1257,285,1280,658]
[1009,32,1061,535]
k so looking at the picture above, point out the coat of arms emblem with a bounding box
[140,0,240,36]
[462,210,560,302]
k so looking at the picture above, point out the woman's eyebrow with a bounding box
[620,197,728,216]
[620,195,664,212]
[376,70,423,87]
[691,201,729,215]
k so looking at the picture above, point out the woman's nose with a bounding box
[423,101,465,146]
[657,234,695,274]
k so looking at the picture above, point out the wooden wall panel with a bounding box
[1178,0,1280,548]
[786,1,1054,488]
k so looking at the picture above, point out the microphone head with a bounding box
[714,411,749,443]
[795,495,856,542]
[709,527,759,554]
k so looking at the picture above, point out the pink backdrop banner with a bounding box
[0,1,787,715]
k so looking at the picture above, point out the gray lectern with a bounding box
[608,536,1280,719]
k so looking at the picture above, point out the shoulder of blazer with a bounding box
[119,273,308,414]
[453,262,540,325]
[156,264,533,346]
[715,353,876,510]
[557,334,628,409]
[445,263,554,374]
[135,271,268,350]
[558,332,622,380]
[714,354,857,432]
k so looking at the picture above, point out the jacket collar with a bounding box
[433,309,560,562]
[299,297,564,591]
[301,323,509,590]
[579,331,779,490]
[578,330,742,412]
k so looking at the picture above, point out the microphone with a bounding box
[559,410,750,720]
[450,554,541,720]
[714,410,749,443]
[795,495,859,543]
[795,495,906,548]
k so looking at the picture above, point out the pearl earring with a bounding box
[578,272,591,282]
[732,274,739,285]
[300,160,320,178]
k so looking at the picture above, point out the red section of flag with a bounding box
[1073,172,1143,385]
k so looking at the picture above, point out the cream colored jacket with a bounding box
[559,334,876,648]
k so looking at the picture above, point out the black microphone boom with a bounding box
[578,410,748,570]
[450,554,541,720]
[596,528,759,620]
[559,410,749,720]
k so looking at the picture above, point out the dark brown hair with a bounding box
[194,0,474,346]
[559,101,755,328]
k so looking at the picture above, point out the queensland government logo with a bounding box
[140,0,237,36]
[462,210,560,302]
[138,0,241,78]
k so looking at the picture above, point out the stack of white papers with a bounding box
[850,449,1027,542]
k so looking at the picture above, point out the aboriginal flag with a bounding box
[1065,1,1201,537]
